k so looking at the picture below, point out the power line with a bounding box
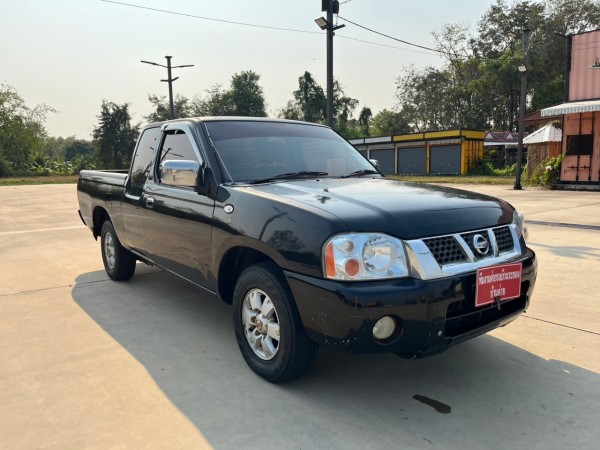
[100,0,444,58]
[337,35,441,57]
[337,15,471,58]
[100,0,321,35]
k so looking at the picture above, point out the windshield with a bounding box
[204,120,379,183]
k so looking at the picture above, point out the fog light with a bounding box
[372,316,396,341]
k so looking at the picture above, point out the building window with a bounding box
[566,134,593,156]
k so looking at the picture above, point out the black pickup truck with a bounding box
[78,117,537,383]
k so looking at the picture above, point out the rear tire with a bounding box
[232,262,319,383]
[100,220,136,281]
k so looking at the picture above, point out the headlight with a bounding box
[513,211,528,241]
[324,233,409,280]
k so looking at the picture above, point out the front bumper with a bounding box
[285,249,537,358]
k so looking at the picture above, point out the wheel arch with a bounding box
[217,246,282,305]
[92,206,110,239]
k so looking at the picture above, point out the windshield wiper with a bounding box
[249,171,329,184]
[339,169,380,178]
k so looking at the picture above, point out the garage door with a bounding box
[430,145,461,174]
[397,147,426,175]
[369,149,395,175]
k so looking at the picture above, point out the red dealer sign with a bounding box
[475,263,522,307]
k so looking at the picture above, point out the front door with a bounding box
[561,133,594,182]
[141,124,216,291]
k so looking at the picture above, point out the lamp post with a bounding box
[513,29,530,190]
[141,56,194,120]
[315,1,344,128]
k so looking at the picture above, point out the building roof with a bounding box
[541,99,600,116]
[483,130,529,147]
[485,131,517,141]
[523,123,562,144]
[524,110,562,123]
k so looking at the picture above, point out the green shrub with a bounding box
[0,157,15,177]
[468,160,517,176]
[528,154,564,187]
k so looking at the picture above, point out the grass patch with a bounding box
[0,175,78,186]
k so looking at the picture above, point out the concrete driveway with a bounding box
[1,183,598,449]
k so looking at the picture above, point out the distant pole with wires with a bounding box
[514,29,530,191]
[141,56,194,119]
[316,1,344,128]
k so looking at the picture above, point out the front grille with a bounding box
[460,231,485,258]
[493,226,514,253]
[423,236,467,265]
[406,225,522,280]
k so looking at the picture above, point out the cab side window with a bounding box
[158,130,199,165]
[128,127,161,197]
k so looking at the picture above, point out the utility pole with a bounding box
[141,56,194,120]
[316,1,344,128]
[514,29,530,190]
[326,2,334,128]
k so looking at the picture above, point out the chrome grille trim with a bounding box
[404,224,523,280]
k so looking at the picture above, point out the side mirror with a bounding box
[159,160,200,188]
[369,159,380,169]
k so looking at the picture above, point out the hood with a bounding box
[246,178,513,240]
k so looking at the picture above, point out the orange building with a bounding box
[542,30,600,184]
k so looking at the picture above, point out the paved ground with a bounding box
[1,183,599,449]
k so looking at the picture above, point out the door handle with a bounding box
[146,196,155,208]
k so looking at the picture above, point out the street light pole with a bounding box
[514,29,530,190]
[315,1,344,128]
[165,56,176,120]
[141,56,194,120]
[326,2,334,128]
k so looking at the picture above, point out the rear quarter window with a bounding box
[128,127,161,197]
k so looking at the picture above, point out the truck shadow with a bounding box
[72,268,599,449]
[528,240,600,261]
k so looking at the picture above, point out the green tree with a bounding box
[145,94,193,122]
[473,1,546,58]
[64,138,94,160]
[393,0,600,133]
[279,100,302,121]
[280,71,359,138]
[395,65,456,131]
[192,84,233,116]
[0,83,54,175]
[92,101,139,169]
[357,107,373,137]
[280,71,327,123]
[228,71,267,116]
[371,109,412,136]
[192,70,267,117]
[333,80,359,136]
[42,136,69,159]
[546,0,600,35]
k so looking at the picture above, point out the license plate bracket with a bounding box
[475,263,522,307]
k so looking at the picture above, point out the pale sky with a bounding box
[1,0,497,139]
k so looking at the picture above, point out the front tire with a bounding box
[100,220,136,281]
[233,262,318,383]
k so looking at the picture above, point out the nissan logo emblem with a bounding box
[473,234,490,255]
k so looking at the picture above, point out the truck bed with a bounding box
[77,170,129,236]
